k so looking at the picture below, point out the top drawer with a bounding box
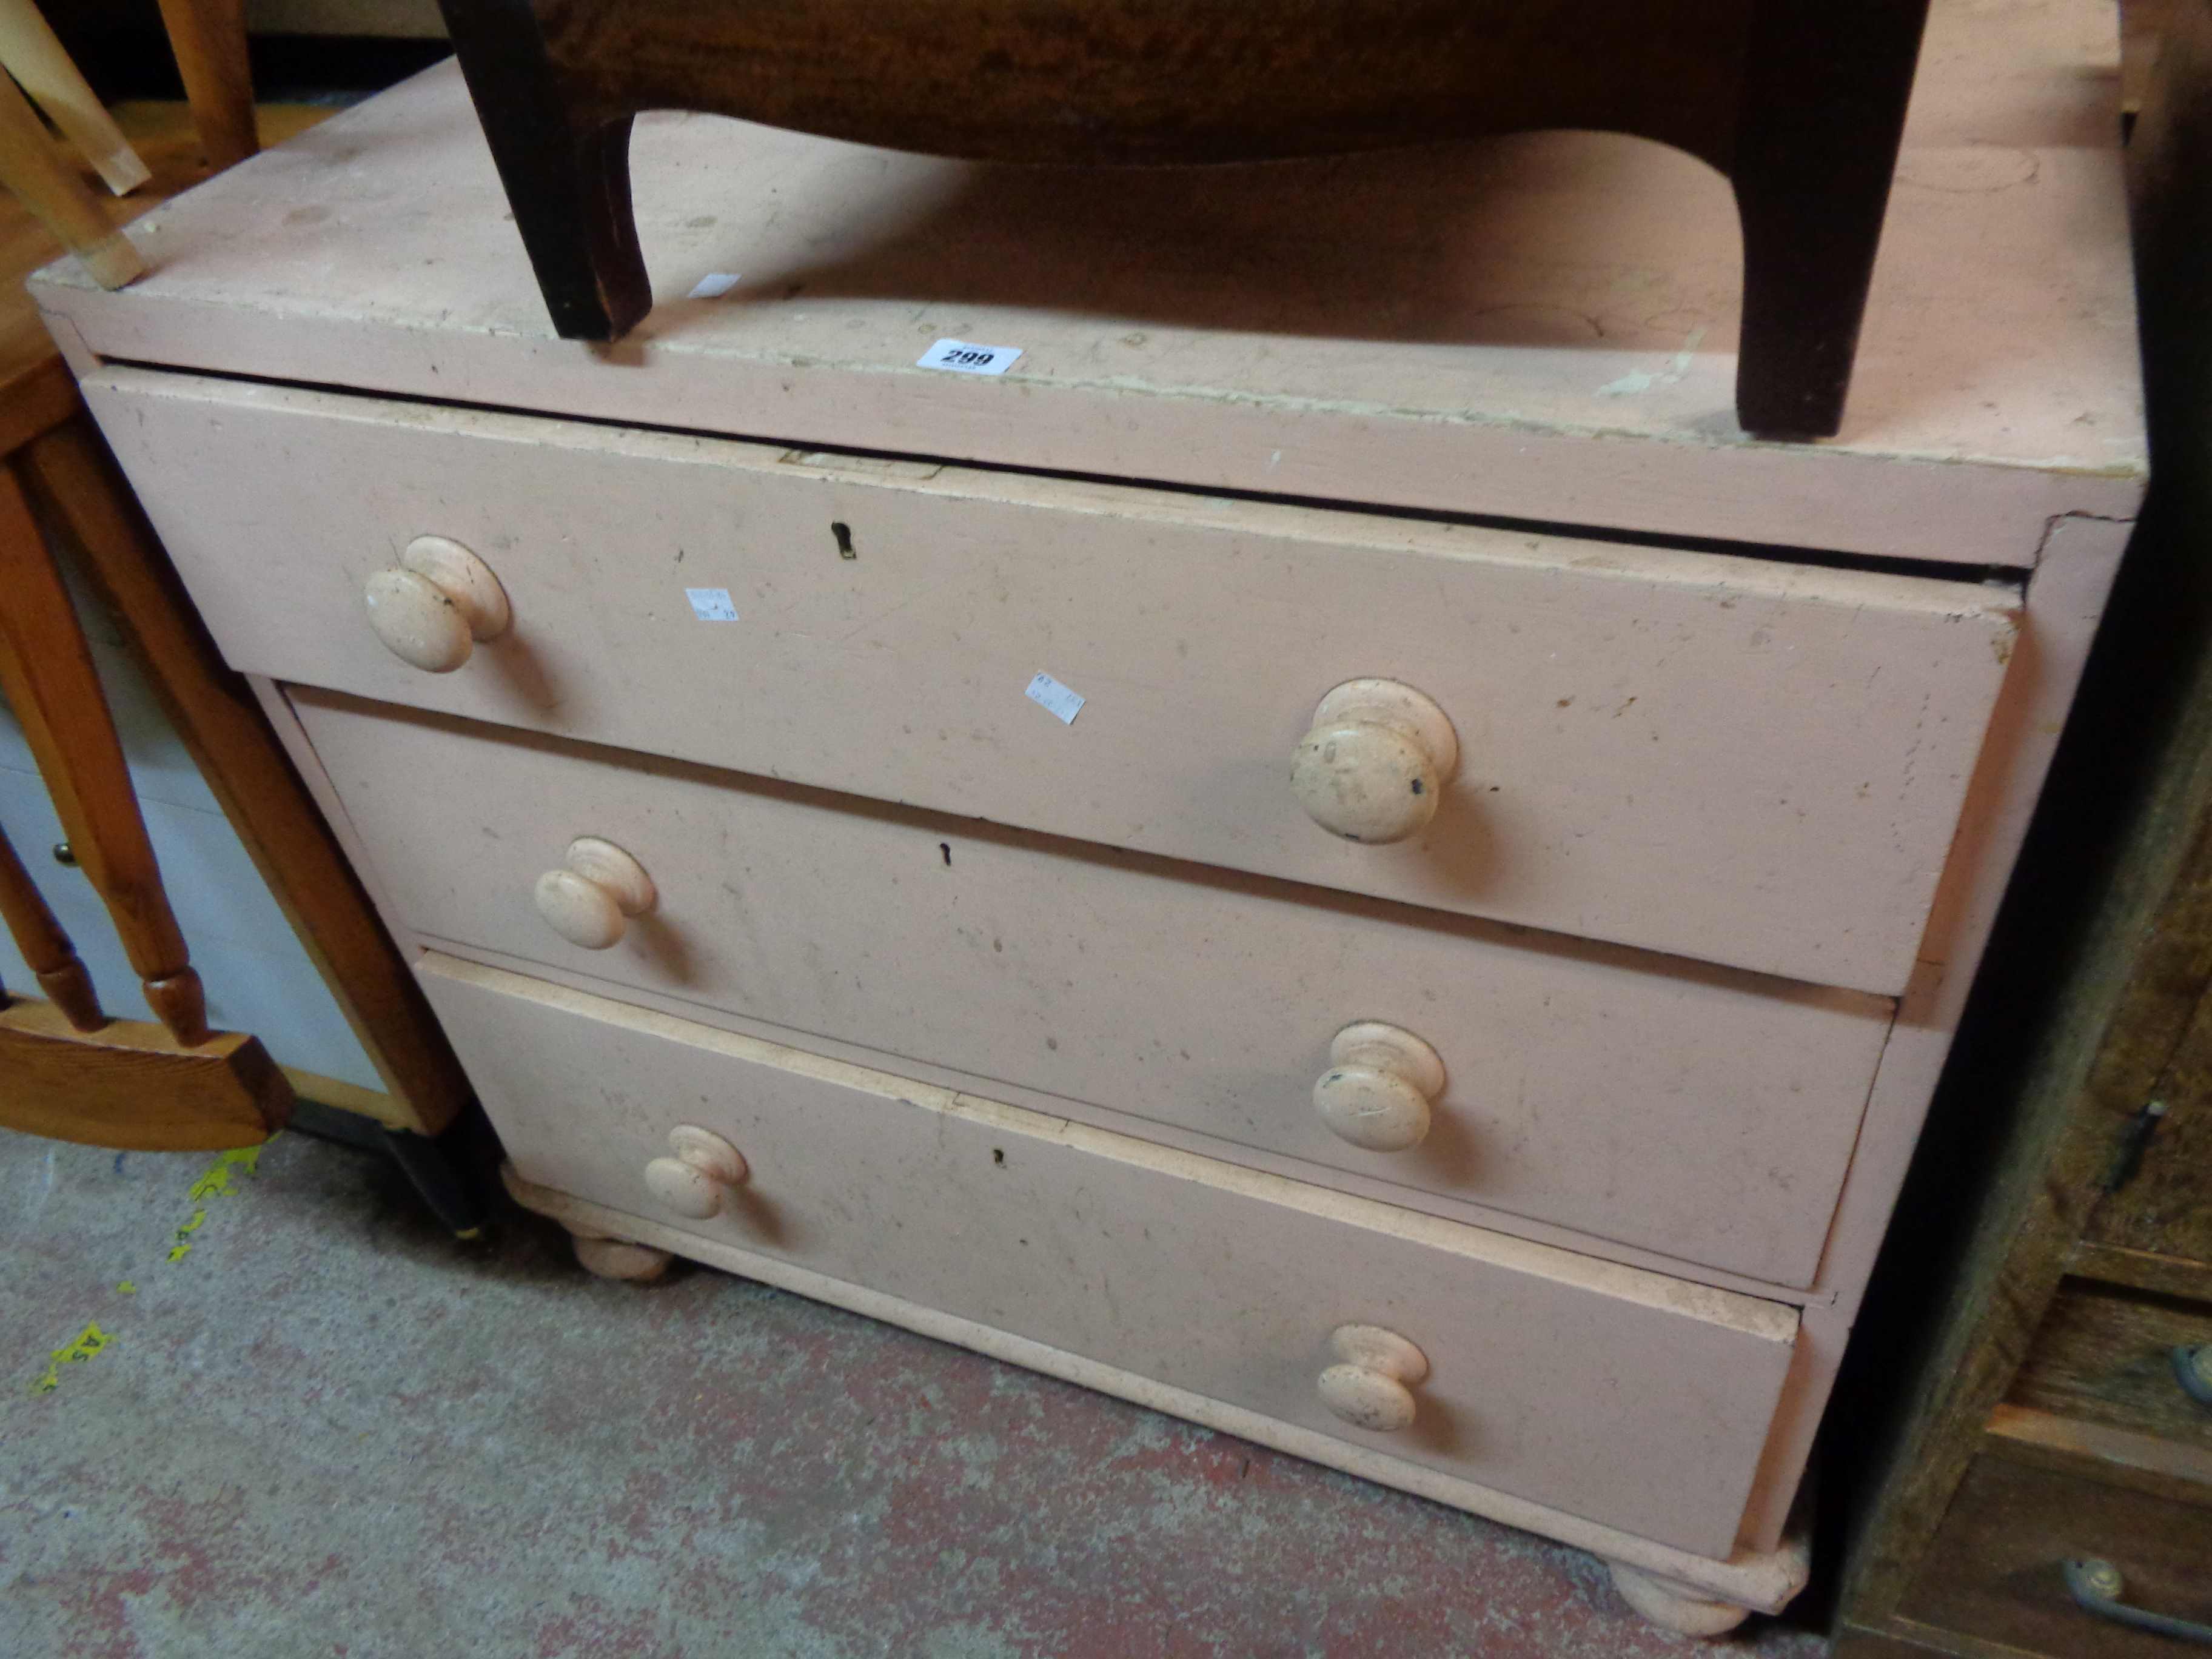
[87,369,2017,991]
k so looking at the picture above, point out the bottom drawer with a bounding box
[2009,1280,2212,1450]
[1899,1446,2212,1656]
[421,954,1797,1557]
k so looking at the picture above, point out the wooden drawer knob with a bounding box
[1313,1022,1446,1152]
[363,534,510,672]
[533,836,655,949]
[643,1124,748,1219]
[1316,1323,1429,1433]
[1291,679,1458,844]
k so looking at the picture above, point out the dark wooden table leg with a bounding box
[1730,0,1931,438]
[438,0,648,340]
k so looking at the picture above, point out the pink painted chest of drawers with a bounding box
[30,0,2143,1633]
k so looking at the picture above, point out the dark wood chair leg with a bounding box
[1729,0,1930,439]
[438,0,649,341]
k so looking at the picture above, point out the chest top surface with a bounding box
[31,0,2142,565]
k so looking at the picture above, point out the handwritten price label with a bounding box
[1024,672,1085,725]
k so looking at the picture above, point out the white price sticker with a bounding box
[1024,672,1085,725]
[685,588,740,622]
[688,272,742,299]
[918,338,1022,375]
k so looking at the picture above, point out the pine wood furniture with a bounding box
[0,56,142,290]
[1831,8,2211,1651]
[150,0,258,175]
[0,64,262,1147]
[0,452,215,1049]
[434,0,1929,438]
[0,0,152,199]
[0,800,290,1150]
[30,0,2142,1631]
[0,0,253,290]
[0,164,287,1145]
[1,99,473,1163]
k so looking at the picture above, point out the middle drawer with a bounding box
[297,689,1892,1287]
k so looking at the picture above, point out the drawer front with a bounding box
[2010,1282,2212,1452]
[420,954,1800,1556]
[299,691,1894,1285]
[1899,1450,2212,1657]
[92,369,2017,994]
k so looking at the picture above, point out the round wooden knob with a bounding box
[643,1124,748,1219]
[1316,1324,1429,1433]
[1313,1022,1447,1151]
[533,836,656,949]
[1291,679,1459,844]
[364,535,511,672]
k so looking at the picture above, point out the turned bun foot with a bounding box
[1607,1563,1751,1637]
[570,1231,672,1281]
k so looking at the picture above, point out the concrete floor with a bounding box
[2,1127,1832,1658]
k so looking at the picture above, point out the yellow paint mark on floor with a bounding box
[30,1145,272,1390]
[187,1145,263,1202]
[167,1208,206,1262]
[31,1324,109,1394]
[166,1142,271,1264]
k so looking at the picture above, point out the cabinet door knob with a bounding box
[644,1124,748,1219]
[1316,1323,1429,1432]
[1313,1022,1447,1151]
[533,836,656,949]
[1290,679,1458,844]
[363,535,511,672]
